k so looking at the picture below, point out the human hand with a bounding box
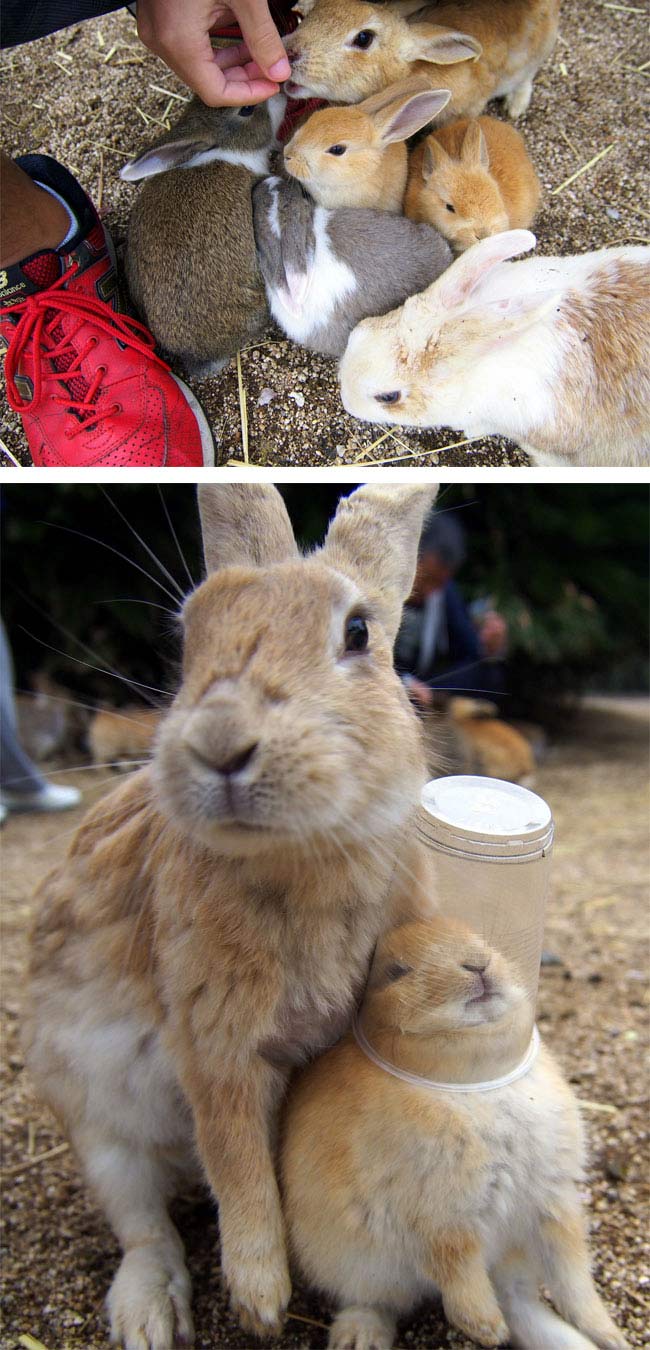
[136,0,291,106]
[407,678,433,709]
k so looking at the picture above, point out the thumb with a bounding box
[233,0,291,81]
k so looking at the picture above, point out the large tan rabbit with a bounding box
[281,916,629,1350]
[23,484,439,1350]
[285,0,559,120]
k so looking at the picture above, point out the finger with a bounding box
[232,0,290,81]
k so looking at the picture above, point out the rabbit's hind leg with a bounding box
[75,1123,195,1350]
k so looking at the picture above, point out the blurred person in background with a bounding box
[395,513,508,709]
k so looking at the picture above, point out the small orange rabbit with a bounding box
[405,115,541,249]
[282,916,629,1350]
[284,79,451,211]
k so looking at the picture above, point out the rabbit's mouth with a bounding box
[284,79,315,99]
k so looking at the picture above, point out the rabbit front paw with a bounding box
[227,1247,292,1338]
[328,1306,395,1350]
[107,1244,194,1350]
[449,1311,509,1347]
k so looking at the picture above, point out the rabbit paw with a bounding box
[228,1249,292,1338]
[504,77,533,119]
[451,1312,509,1347]
[108,1244,194,1350]
[328,1306,395,1350]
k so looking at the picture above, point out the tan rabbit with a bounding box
[284,79,452,211]
[285,0,559,120]
[420,699,536,783]
[88,705,163,770]
[281,916,629,1350]
[23,484,440,1350]
[405,115,541,249]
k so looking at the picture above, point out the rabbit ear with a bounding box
[321,486,439,639]
[404,24,483,67]
[423,136,451,177]
[120,137,208,182]
[461,120,489,169]
[473,288,563,334]
[373,89,452,144]
[198,486,299,574]
[434,230,537,310]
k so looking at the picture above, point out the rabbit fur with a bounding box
[281,916,629,1350]
[283,78,452,212]
[23,484,440,1350]
[339,229,650,465]
[252,175,452,357]
[122,96,286,376]
[285,0,559,121]
[405,115,541,250]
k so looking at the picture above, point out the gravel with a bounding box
[2,697,649,1348]
[0,0,648,466]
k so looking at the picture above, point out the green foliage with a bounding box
[1,484,647,716]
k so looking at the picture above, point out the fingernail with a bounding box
[269,57,291,79]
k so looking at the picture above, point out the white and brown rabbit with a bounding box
[122,95,286,376]
[281,916,629,1350]
[339,229,650,466]
[405,115,541,249]
[23,484,439,1350]
[285,0,559,120]
[252,175,452,357]
[284,79,451,211]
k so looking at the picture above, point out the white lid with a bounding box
[420,776,552,845]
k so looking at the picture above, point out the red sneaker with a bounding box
[0,155,214,467]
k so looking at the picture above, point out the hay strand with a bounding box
[0,438,22,467]
[550,143,614,195]
[19,1337,51,1350]
[3,1142,70,1176]
[236,352,249,463]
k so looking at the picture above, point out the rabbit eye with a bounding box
[352,29,375,49]
[238,105,256,118]
[344,614,369,653]
[327,144,347,156]
[446,202,456,213]
[375,391,401,405]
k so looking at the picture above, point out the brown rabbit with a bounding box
[285,0,559,120]
[122,95,286,377]
[405,115,541,249]
[23,484,439,1350]
[281,916,629,1350]
[88,705,163,770]
[284,79,451,211]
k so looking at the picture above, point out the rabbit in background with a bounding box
[339,229,650,466]
[281,916,629,1350]
[284,0,559,121]
[23,484,440,1350]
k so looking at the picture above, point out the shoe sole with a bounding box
[169,374,216,467]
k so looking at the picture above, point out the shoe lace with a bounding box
[3,263,170,435]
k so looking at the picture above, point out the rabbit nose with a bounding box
[288,48,301,65]
[210,742,259,777]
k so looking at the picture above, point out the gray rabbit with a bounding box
[122,95,285,376]
[252,176,452,358]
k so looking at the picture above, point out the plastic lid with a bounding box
[420,776,552,844]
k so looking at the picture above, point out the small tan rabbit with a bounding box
[281,916,629,1350]
[405,115,541,249]
[23,484,439,1350]
[88,706,163,770]
[420,698,536,783]
[285,0,559,120]
[284,79,451,211]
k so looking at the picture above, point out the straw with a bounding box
[236,352,249,463]
[550,143,615,195]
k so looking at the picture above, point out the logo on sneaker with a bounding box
[0,271,8,290]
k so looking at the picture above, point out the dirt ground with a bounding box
[1,0,649,467]
[1,696,649,1349]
